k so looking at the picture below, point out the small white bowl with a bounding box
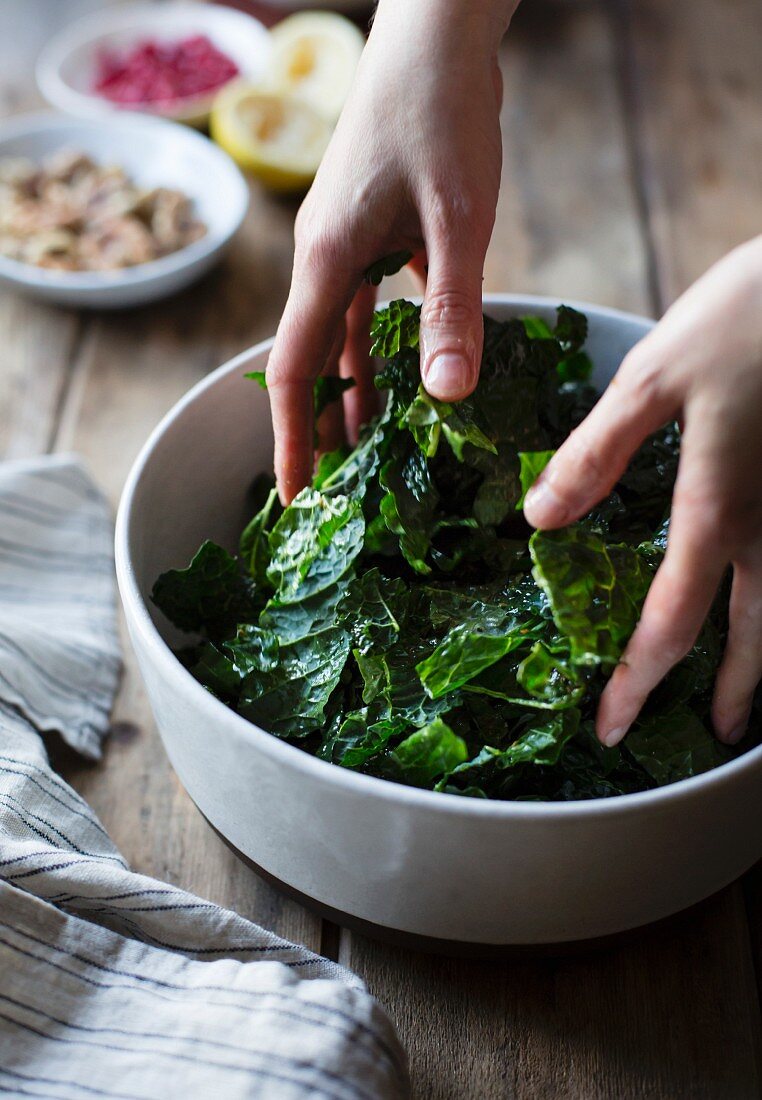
[36,1,271,128]
[116,294,762,947]
[0,112,249,309]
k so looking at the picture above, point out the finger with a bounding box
[524,339,677,530]
[712,556,762,744]
[596,480,728,746]
[316,322,348,456]
[340,282,379,443]
[406,249,428,294]
[267,250,357,504]
[419,210,490,402]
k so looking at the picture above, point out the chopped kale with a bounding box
[152,302,759,800]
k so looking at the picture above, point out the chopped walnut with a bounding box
[0,157,37,188]
[0,148,207,272]
[78,217,157,270]
[146,188,206,254]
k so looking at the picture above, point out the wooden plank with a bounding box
[485,0,651,314]
[621,0,762,308]
[52,171,321,948]
[342,888,761,1100]
[341,2,762,1095]
[0,300,81,460]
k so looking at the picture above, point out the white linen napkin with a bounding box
[0,455,407,1100]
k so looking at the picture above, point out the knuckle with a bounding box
[424,182,493,243]
[264,355,288,389]
[559,427,606,488]
[616,346,666,407]
[425,188,466,236]
[292,200,319,255]
[265,341,312,391]
[643,606,695,665]
[673,483,745,544]
[294,219,344,276]
[663,635,695,666]
[293,200,311,241]
[421,287,479,332]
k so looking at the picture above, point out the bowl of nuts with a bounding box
[0,111,248,308]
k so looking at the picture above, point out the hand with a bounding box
[266,0,516,504]
[525,236,762,748]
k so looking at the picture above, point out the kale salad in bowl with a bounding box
[150,300,759,803]
[118,293,762,943]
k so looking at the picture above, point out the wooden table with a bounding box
[1,1,761,1095]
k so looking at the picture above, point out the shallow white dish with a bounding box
[36,1,270,128]
[0,112,248,309]
[116,294,762,946]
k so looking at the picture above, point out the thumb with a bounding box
[524,343,677,529]
[419,236,486,403]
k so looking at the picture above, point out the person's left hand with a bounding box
[524,236,762,748]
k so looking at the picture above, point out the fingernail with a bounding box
[601,726,626,748]
[524,478,569,525]
[723,723,747,746]
[424,353,476,400]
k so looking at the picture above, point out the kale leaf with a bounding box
[267,489,364,603]
[370,300,421,358]
[530,527,653,667]
[516,450,555,510]
[364,251,414,286]
[151,541,259,640]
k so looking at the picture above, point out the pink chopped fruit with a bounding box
[93,35,239,106]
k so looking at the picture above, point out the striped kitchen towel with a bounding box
[0,455,408,1100]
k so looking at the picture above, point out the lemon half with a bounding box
[269,11,365,121]
[210,81,332,193]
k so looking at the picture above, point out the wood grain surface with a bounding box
[0,1,760,1097]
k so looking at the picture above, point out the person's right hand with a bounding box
[266,0,517,503]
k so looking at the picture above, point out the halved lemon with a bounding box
[269,11,365,121]
[210,81,332,192]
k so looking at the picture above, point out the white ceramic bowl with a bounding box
[36,1,270,127]
[116,295,762,946]
[0,112,248,309]
[266,1,370,10]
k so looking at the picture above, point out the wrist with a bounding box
[372,0,517,58]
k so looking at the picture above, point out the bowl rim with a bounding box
[35,0,271,125]
[115,292,762,820]
[0,110,249,291]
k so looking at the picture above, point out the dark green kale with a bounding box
[151,541,260,641]
[152,302,759,800]
[364,250,414,286]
